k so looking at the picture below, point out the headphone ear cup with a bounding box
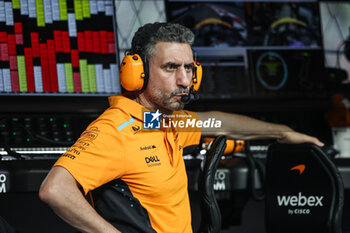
[119,54,146,91]
[192,61,203,91]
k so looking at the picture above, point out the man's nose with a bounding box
[176,67,191,88]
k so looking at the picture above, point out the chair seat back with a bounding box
[265,143,344,233]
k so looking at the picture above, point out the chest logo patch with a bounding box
[145,155,161,167]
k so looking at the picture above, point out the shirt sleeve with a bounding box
[54,117,125,195]
[177,110,202,148]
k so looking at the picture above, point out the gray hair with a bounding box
[131,22,194,63]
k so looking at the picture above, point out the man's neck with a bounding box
[132,95,174,117]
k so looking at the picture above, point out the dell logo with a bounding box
[145,156,160,164]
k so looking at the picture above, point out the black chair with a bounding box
[0,216,18,233]
[196,135,227,233]
[265,143,344,233]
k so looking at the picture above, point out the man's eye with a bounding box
[164,64,177,71]
[185,65,193,72]
[168,64,176,69]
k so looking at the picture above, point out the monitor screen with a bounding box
[0,0,120,96]
[248,49,326,97]
[198,58,250,99]
[246,1,322,48]
[166,1,247,48]
[320,1,350,82]
[166,0,321,48]
[166,0,325,99]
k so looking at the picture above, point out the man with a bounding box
[39,23,323,233]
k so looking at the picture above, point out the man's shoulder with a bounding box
[90,107,134,131]
[101,106,127,119]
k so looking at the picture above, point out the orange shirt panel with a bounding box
[174,109,202,148]
[54,110,128,194]
[54,95,201,233]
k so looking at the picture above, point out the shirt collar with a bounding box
[108,95,147,121]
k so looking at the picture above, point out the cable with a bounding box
[1,120,74,160]
[0,141,24,160]
[336,41,344,69]
[244,141,265,201]
[3,145,24,160]
[33,134,74,146]
[11,121,74,146]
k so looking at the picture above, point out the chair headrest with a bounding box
[198,135,227,233]
[265,143,344,233]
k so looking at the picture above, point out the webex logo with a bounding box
[277,192,324,207]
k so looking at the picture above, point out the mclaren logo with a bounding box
[290,164,305,174]
[132,125,140,132]
[145,155,161,167]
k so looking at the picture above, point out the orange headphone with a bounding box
[118,23,202,92]
[119,52,203,92]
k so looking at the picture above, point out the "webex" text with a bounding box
[277,192,324,207]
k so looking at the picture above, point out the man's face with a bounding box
[143,42,194,112]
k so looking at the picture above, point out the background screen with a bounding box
[0,0,120,96]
